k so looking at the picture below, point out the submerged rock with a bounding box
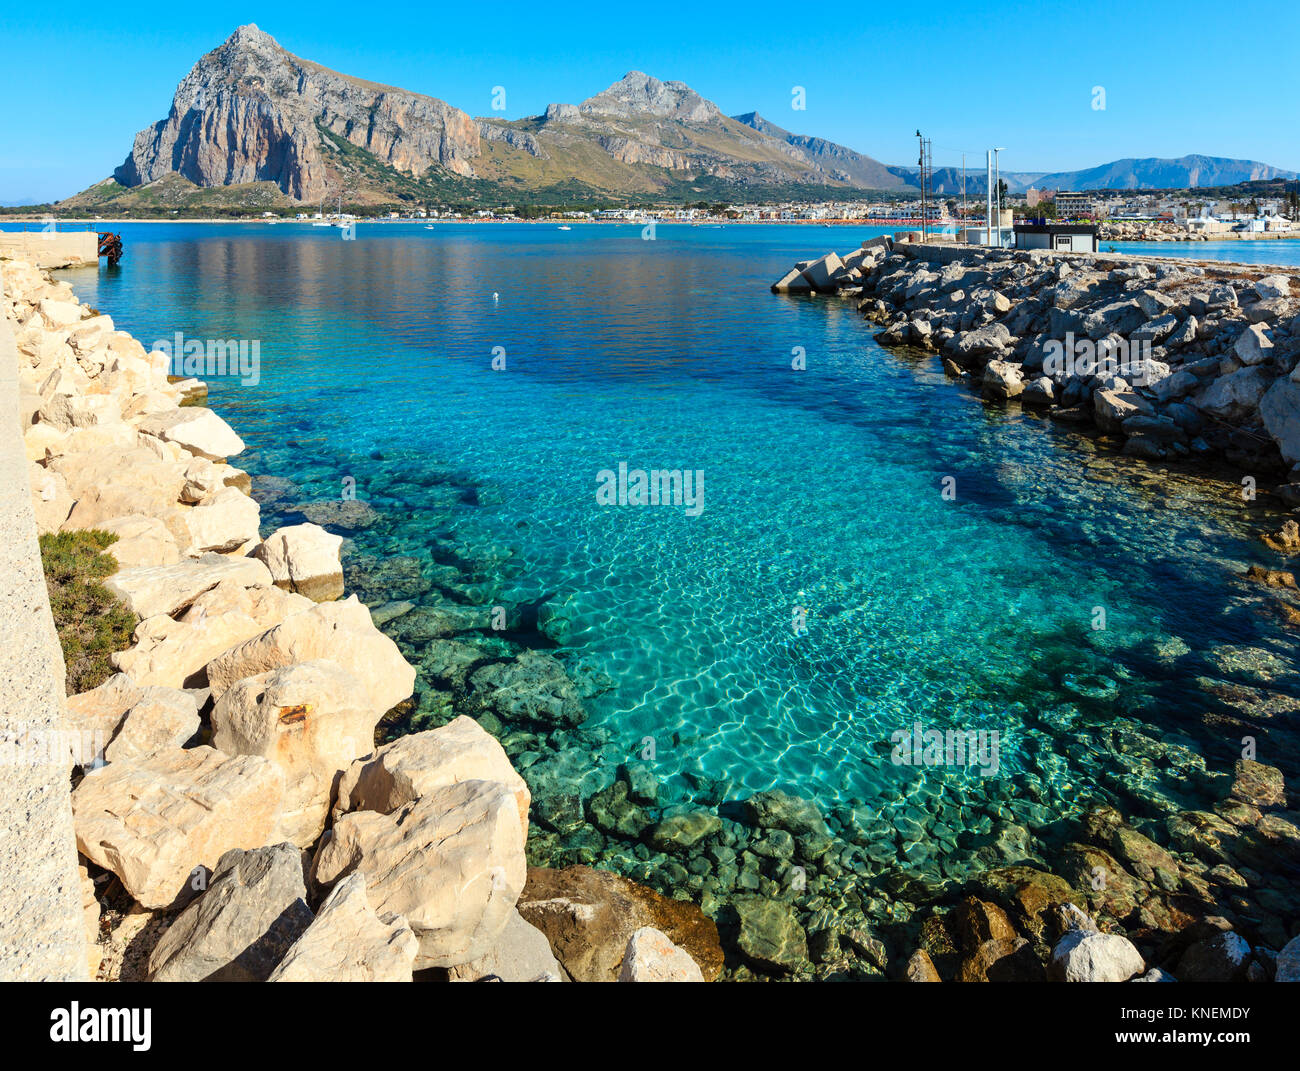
[741,790,828,836]
[733,896,807,973]
[462,650,586,728]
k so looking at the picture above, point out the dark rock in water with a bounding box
[391,603,490,644]
[965,866,1085,941]
[1244,565,1297,590]
[1056,843,1147,920]
[903,948,942,981]
[1262,519,1300,554]
[532,792,586,835]
[250,474,300,506]
[949,897,1017,951]
[147,843,313,982]
[585,782,652,839]
[1229,758,1286,808]
[648,812,721,852]
[741,789,829,836]
[1165,810,1236,866]
[956,936,1046,982]
[369,599,415,627]
[750,829,796,861]
[617,762,658,805]
[1177,930,1252,982]
[882,867,946,904]
[572,665,615,700]
[732,896,808,972]
[346,554,431,600]
[1107,826,1180,887]
[420,638,485,688]
[296,499,382,531]
[841,927,887,970]
[516,865,723,981]
[796,830,834,861]
[808,927,841,964]
[462,650,586,728]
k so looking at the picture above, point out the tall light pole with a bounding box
[986,150,993,246]
[993,147,1006,247]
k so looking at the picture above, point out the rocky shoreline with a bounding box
[777,238,1300,480]
[1,253,715,983]
[6,243,1300,985]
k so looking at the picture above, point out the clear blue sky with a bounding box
[2,0,1297,203]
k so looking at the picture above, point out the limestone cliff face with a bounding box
[114,24,480,201]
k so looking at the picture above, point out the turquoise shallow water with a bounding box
[38,222,1300,874]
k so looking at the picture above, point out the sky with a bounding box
[2,0,1298,204]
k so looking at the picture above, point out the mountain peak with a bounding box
[225,23,277,48]
[579,71,720,123]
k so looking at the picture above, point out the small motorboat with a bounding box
[558,225,572,231]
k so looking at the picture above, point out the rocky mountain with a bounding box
[1032,154,1296,192]
[732,112,909,190]
[114,24,483,203]
[101,28,912,208]
[88,26,1297,210]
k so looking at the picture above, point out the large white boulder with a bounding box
[254,523,345,602]
[72,746,285,909]
[1194,366,1269,422]
[105,553,272,620]
[1234,322,1274,366]
[103,687,200,764]
[113,580,314,690]
[446,908,563,982]
[212,661,381,847]
[206,596,415,717]
[333,715,529,840]
[1260,378,1300,464]
[99,514,181,568]
[1254,274,1293,301]
[1048,929,1144,982]
[137,407,245,461]
[311,779,526,969]
[181,486,261,554]
[269,872,418,982]
[38,298,84,328]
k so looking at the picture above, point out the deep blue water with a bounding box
[29,221,1300,861]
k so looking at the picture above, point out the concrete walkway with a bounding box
[0,293,88,979]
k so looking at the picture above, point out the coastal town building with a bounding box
[1013,221,1099,252]
[1055,192,1094,219]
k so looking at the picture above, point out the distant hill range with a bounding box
[55,25,1297,211]
[890,156,1296,197]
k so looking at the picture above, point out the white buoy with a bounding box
[493,292,500,304]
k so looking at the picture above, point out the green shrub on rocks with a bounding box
[39,529,136,694]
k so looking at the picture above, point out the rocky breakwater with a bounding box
[1099,220,1207,243]
[779,239,1300,481]
[1,254,712,984]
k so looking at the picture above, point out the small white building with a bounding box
[1013,223,1098,253]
